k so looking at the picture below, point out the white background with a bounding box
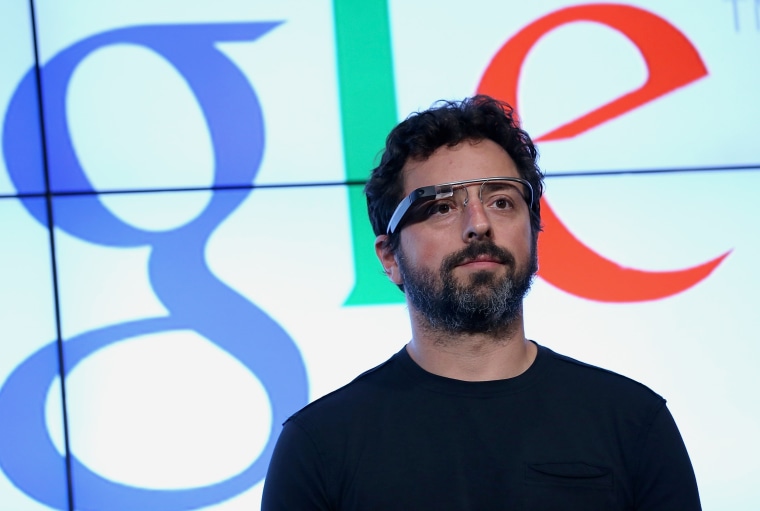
[1,0,758,509]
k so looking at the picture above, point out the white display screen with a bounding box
[1,1,758,509]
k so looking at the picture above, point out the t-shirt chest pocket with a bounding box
[523,462,616,511]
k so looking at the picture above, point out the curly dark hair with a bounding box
[365,95,545,253]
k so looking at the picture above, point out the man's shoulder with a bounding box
[538,343,665,406]
[286,348,403,426]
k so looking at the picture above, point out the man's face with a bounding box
[377,139,537,334]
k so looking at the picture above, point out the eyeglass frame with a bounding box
[386,176,535,234]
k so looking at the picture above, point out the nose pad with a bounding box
[460,185,471,208]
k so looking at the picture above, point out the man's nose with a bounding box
[462,199,492,242]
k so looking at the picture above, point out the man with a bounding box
[261,96,701,510]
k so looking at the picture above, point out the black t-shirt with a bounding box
[261,343,701,510]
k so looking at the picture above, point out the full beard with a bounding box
[398,240,537,336]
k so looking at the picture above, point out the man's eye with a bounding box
[490,196,514,210]
[425,201,455,216]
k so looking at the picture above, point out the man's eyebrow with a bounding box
[482,181,526,194]
[487,181,521,188]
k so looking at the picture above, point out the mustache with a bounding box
[442,241,516,272]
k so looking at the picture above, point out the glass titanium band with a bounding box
[386,177,534,234]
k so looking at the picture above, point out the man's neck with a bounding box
[405,309,537,382]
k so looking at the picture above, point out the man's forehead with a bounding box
[400,140,519,193]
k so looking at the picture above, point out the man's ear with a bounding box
[375,235,403,285]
